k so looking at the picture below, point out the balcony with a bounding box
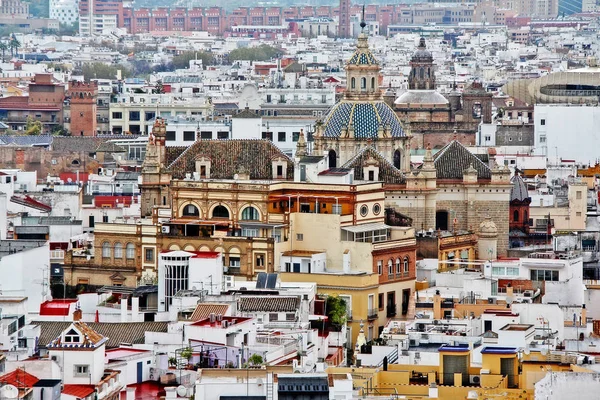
[367,308,378,320]
[386,304,397,318]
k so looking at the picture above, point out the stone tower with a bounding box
[338,0,351,38]
[478,217,498,260]
[408,37,436,90]
[68,81,98,136]
[140,118,171,218]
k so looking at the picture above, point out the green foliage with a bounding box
[228,45,280,62]
[171,51,215,70]
[325,295,347,328]
[248,353,263,366]
[168,357,177,367]
[180,347,193,361]
[153,80,165,94]
[0,41,7,62]
[81,63,130,81]
[25,117,42,135]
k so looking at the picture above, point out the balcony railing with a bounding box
[367,308,378,320]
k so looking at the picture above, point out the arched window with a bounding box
[351,77,356,89]
[361,77,366,90]
[388,259,393,276]
[393,149,402,170]
[126,243,135,259]
[403,257,410,273]
[212,205,230,219]
[396,258,401,274]
[371,77,376,91]
[114,242,123,258]
[328,149,337,168]
[241,206,259,221]
[513,210,519,222]
[182,204,199,217]
[102,242,111,258]
[419,68,424,79]
[524,211,528,224]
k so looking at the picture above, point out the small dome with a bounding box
[479,218,498,237]
[411,37,433,61]
[510,174,529,202]
[395,90,449,105]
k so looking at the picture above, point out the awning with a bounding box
[341,222,390,234]
[239,222,287,229]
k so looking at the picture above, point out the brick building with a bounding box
[67,81,98,137]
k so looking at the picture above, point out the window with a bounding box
[217,131,229,139]
[256,254,265,268]
[576,212,582,217]
[166,131,176,141]
[576,191,582,200]
[213,205,229,219]
[269,313,278,321]
[145,111,156,121]
[183,204,200,217]
[278,132,286,142]
[396,258,401,274]
[200,131,212,139]
[540,136,546,143]
[114,242,123,258]
[296,233,303,241]
[540,119,545,126]
[388,259,393,276]
[332,204,342,215]
[513,210,519,222]
[64,329,80,343]
[292,132,300,142]
[183,131,195,141]
[404,257,409,273]
[241,206,259,221]
[126,243,135,259]
[530,269,559,281]
[112,112,122,119]
[74,365,89,377]
[129,111,140,121]
[145,248,154,262]
[377,260,383,275]
[360,205,368,217]
[284,262,291,272]
[378,293,384,310]
[241,228,258,237]
[262,131,272,141]
[102,241,111,258]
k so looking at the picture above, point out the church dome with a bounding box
[411,37,433,61]
[479,218,498,237]
[395,90,449,105]
[322,101,405,139]
[510,174,530,202]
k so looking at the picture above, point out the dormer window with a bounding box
[64,329,80,343]
[195,157,211,179]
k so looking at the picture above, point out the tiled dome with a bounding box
[348,34,378,66]
[322,100,405,139]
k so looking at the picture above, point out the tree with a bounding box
[0,41,6,62]
[180,347,193,364]
[25,117,43,135]
[153,80,165,94]
[171,51,214,70]
[81,63,130,81]
[228,44,280,62]
[325,295,347,328]
[248,354,263,366]
[9,36,20,58]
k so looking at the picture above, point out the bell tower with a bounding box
[408,37,436,90]
[140,118,171,218]
[68,81,98,136]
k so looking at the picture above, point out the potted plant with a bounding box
[248,354,264,368]
[180,347,193,366]
[168,357,177,369]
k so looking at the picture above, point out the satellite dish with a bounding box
[176,385,187,397]
[1,385,19,399]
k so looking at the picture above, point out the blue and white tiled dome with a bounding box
[322,101,405,139]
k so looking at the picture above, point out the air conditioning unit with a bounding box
[470,376,481,385]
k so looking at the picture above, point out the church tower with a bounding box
[140,118,171,218]
[68,81,98,136]
[408,37,436,90]
[338,0,351,38]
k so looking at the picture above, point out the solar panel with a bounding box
[266,273,278,289]
[255,272,267,289]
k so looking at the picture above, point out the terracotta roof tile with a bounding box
[167,139,294,180]
[238,296,300,312]
[62,384,96,397]
[342,145,405,183]
[190,303,229,321]
[433,140,491,180]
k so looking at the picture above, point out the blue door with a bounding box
[137,361,143,383]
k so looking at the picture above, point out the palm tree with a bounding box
[0,42,6,62]
[9,37,20,58]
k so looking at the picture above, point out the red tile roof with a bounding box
[62,384,95,397]
[0,368,40,388]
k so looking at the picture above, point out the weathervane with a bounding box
[360,4,366,32]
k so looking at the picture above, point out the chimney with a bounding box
[209,313,216,323]
[126,387,136,400]
[73,308,82,321]
[217,314,223,322]
[433,290,442,320]
[121,295,128,322]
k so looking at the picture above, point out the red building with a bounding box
[68,81,98,137]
